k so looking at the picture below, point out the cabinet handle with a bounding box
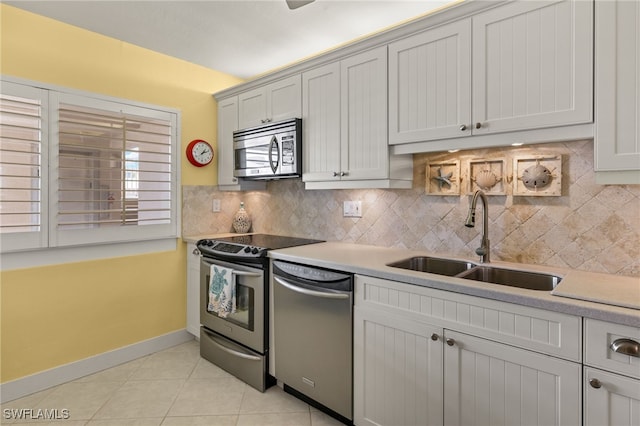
[589,378,602,389]
[459,124,467,131]
[446,338,455,346]
[475,122,483,129]
[610,338,640,358]
[333,171,339,177]
[341,171,348,177]
[431,333,439,341]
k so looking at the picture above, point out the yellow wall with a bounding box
[0,4,244,382]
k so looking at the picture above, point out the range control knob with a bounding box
[244,246,252,253]
[251,247,260,254]
[206,240,214,246]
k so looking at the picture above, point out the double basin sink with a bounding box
[387,256,562,291]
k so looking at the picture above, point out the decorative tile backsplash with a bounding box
[183,140,640,277]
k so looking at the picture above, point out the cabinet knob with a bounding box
[475,122,483,129]
[446,338,455,346]
[610,338,640,358]
[192,248,200,255]
[341,171,348,177]
[333,171,339,177]
[460,124,467,131]
[431,333,439,341]
[589,378,602,389]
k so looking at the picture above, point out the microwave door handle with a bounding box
[269,135,279,174]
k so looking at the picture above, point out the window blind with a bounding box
[57,103,172,230]
[0,93,42,234]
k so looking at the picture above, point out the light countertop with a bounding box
[268,241,640,328]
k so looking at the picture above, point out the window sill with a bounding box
[0,238,178,271]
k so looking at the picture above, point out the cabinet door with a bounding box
[238,75,301,129]
[472,0,593,134]
[217,97,240,187]
[341,46,389,180]
[443,330,581,426]
[267,74,301,123]
[595,0,640,179]
[186,243,201,337]
[237,86,266,129]
[302,62,341,182]
[585,367,640,426]
[354,306,443,426]
[389,19,471,144]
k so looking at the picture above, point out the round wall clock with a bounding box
[186,139,213,167]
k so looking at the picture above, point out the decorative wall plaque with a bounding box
[469,159,506,195]
[426,160,460,195]
[513,155,562,196]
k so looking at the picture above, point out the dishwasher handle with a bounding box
[274,276,350,300]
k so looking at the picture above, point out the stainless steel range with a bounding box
[196,234,322,391]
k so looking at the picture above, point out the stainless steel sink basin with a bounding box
[387,256,475,277]
[457,266,562,291]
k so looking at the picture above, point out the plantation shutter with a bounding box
[0,82,48,251]
[51,92,178,247]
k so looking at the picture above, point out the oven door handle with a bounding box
[202,328,262,361]
[232,270,261,278]
[274,276,350,300]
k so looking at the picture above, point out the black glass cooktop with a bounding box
[211,234,323,250]
[197,234,324,260]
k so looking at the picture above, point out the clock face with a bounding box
[186,140,213,167]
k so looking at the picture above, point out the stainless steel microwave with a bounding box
[233,118,302,180]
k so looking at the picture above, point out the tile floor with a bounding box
[1,339,344,425]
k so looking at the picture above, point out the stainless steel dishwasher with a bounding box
[272,260,353,424]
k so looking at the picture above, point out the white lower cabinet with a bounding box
[353,274,582,426]
[585,367,640,426]
[354,306,443,426]
[443,330,581,426]
[584,319,640,426]
[186,243,201,337]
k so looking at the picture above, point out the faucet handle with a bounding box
[475,247,487,256]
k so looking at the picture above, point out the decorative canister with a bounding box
[232,202,251,233]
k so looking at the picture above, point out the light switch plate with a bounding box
[212,199,221,212]
[343,200,362,217]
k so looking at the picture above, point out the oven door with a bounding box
[200,256,265,353]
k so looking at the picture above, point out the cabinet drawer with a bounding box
[585,318,640,379]
[355,275,581,361]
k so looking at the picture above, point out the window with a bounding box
[0,80,179,254]
[0,81,48,252]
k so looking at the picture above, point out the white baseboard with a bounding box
[0,329,194,403]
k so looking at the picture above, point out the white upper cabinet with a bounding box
[303,47,412,189]
[389,19,472,144]
[238,74,301,129]
[340,47,391,181]
[594,0,640,184]
[301,62,341,183]
[472,0,593,134]
[216,96,265,191]
[389,0,594,152]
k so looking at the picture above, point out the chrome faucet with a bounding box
[465,190,490,263]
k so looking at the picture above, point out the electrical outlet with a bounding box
[343,200,362,217]
[212,199,221,212]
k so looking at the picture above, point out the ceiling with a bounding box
[6,0,458,79]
